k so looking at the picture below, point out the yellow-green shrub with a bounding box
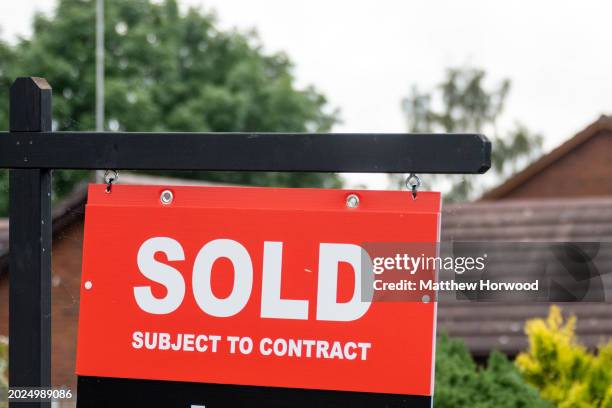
[516,305,612,408]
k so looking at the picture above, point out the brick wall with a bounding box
[495,131,612,199]
[0,220,84,391]
[0,275,6,338]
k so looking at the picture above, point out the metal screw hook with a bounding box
[104,170,118,193]
[406,173,421,200]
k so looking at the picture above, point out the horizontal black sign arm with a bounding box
[0,131,490,174]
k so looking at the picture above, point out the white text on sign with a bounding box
[133,238,373,321]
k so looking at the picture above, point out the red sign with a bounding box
[76,185,440,396]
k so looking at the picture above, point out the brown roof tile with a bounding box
[439,196,612,356]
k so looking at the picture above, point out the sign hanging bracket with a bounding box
[103,170,118,193]
[406,173,421,200]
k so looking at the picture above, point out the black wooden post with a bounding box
[8,77,52,408]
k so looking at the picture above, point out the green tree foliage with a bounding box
[400,67,543,201]
[0,0,340,215]
[516,305,612,408]
[435,333,551,408]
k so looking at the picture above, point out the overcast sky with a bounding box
[1,0,610,188]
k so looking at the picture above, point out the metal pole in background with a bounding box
[8,77,53,408]
[95,0,104,132]
[95,0,105,182]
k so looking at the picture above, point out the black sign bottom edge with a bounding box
[77,376,432,408]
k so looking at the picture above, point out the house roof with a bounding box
[439,196,612,356]
[481,115,612,200]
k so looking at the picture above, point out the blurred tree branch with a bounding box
[398,67,542,201]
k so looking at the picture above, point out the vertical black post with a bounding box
[8,77,52,408]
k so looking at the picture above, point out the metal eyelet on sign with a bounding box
[160,189,174,205]
[104,170,118,193]
[346,193,360,209]
[406,173,421,200]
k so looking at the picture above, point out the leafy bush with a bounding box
[0,336,6,408]
[516,305,612,408]
[435,333,551,408]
